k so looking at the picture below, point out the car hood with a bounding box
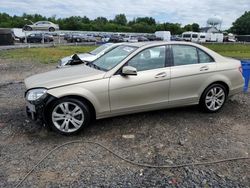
[78,53,97,61]
[25,65,105,90]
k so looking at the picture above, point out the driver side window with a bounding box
[127,46,166,72]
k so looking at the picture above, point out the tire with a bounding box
[49,27,55,32]
[199,84,227,113]
[47,98,91,135]
[25,26,32,31]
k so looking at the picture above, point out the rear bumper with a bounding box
[229,84,244,96]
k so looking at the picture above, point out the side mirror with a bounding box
[122,66,137,76]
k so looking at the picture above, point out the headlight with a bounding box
[26,88,47,102]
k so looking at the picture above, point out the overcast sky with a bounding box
[0,0,249,29]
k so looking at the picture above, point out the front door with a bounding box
[109,45,171,114]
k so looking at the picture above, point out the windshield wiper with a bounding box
[91,63,101,70]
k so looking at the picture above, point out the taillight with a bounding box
[239,66,243,74]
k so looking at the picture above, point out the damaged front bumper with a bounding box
[25,93,57,122]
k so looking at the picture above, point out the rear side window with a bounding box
[172,45,198,66]
[198,49,214,63]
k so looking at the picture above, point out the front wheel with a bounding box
[47,98,91,135]
[200,84,227,113]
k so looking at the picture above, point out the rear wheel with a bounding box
[48,98,91,135]
[49,27,55,32]
[200,84,227,112]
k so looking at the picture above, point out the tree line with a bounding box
[0,13,200,34]
[0,12,249,34]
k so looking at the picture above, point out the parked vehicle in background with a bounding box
[0,29,14,45]
[182,32,192,41]
[182,32,199,42]
[198,33,206,43]
[25,41,244,135]
[66,34,83,43]
[224,33,237,42]
[64,33,73,41]
[146,35,162,41]
[84,35,97,42]
[123,35,138,42]
[155,31,171,41]
[205,33,217,42]
[108,35,124,43]
[65,34,97,43]
[205,33,223,42]
[23,21,59,32]
[137,36,149,42]
[101,35,111,42]
[182,32,223,43]
[215,33,224,42]
[20,33,53,43]
[171,35,183,41]
[57,43,123,68]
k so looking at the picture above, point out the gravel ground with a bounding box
[0,59,249,187]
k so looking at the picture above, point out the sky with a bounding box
[0,0,249,29]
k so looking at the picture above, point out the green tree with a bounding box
[94,17,108,25]
[230,11,250,35]
[113,14,127,25]
[183,23,200,32]
[136,17,156,25]
[192,23,200,32]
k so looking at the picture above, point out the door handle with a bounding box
[200,66,209,71]
[155,72,167,78]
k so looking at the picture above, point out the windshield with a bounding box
[92,45,137,71]
[90,44,111,55]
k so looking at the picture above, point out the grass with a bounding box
[0,44,249,64]
[203,43,250,59]
[0,45,96,64]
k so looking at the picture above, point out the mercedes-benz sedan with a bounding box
[23,21,59,32]
[25,42,244,135]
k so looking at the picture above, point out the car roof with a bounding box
[123,41,201,48]
[122,41,225,61]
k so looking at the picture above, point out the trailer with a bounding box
[198,33,206,43]
[155,31,171,41]
[215,33,223,42]
[0,28,14,45]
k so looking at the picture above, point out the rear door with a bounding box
[109,45,171,114]
[169,44,216,105]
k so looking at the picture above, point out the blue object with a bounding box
[241,60,250,92]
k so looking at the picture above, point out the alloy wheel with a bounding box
[205,87,225,111]
[52,102,84,133]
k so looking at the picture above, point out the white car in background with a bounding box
[23,21,59,32]
[123,36,138,42]
[57,43,123,68]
